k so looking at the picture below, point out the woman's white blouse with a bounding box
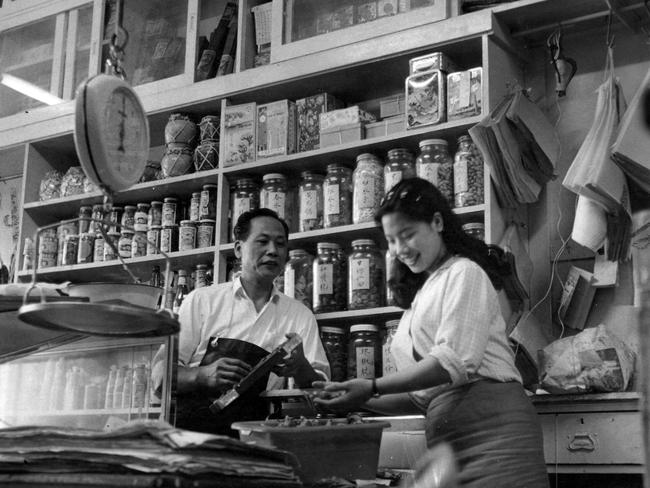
[391,256,522,409]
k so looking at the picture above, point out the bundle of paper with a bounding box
[469,90,558,208]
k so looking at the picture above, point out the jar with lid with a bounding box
[298,171,324,232]
[118,230,134,258]
[179,220,196,251]
[453,135,484,208]
[462,222,485,241]
[62,234,79,265]
[348,239,385,310]
[108,206,123,233]
[148,201,163,228]
[313,242,346,313]
[384,148,416,194]
[385,250,398,307]
[383,319,400,376]
[134,203,150,232]
[353,153,384,224]
[230,177,260,240]
[284,249,313,309]
[162,197,178,226]
[197,219,215,247]
[200,184,218,220]
[146,226,162,255]
[260,173,288,221]
[91,204,105,233]
[320,326,347,382]
[103,232,120,260]
[160,224,178,253]
[121,205,136,230]
[77,232,95,264]
[347,324,381,379]
[323,164,352,228]
[195,264,209,288]
[416,139,454,205]
[189,192,201,221]
[131,230,147,258]
[93,234,105,262]
[78,206,92,234]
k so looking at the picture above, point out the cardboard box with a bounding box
[366,116,405,139]
[222,102,256,166]
[332,5,355,30]
[379,95,405,119]
[320,106,376,132]
[406,69,446,129]
[357,1,378,23]
[296,93,345,152]
[320,122,365,148]
[256,100,297,158]
[377,0,398,16]
[447,67,482,121]
[409,51,460,75]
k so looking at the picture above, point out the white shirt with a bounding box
[391,256,521,409]
[177,277,330,386]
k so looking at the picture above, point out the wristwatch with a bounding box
[371,378,381,398]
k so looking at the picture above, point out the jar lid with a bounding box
[351,239,376,247]
[326,163,351,172]
[420,138,448,147]
[137,202,150,208]
[385,319,400,328]
[301,170,324,179]
[462,222,485,231]
[350,324,379,333]
[198,219,216,224]
[356,153,380,163]
[320,326,345,334]
[192,191,202,197]
[387,148,412,155]
[289,248,308,256]
[123,205,136,210]
[163,197,178,202]
[196,263,208,269]
[263,173,286,181]
[151,200,163,205]
[202,183,218,190]
[317,242,341,250]
[180,220,196,226]
[148,225,162,230]
[235,177,257,186]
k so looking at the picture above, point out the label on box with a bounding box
[320,106,376,131]
[447,67,482,121]
[257,100,297,158]
[223,103,256,166]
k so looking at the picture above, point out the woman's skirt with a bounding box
[425,379,549,488]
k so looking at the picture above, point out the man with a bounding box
[174,208,329,435]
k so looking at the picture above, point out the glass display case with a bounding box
[0,333,175,431]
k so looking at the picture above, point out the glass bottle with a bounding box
[348,239,385,310]
[134,203,150,232]
[384,148,416,194]
[347,324,381,379]
[416,138,454,205]
[200,183,218,220]
[121,205,137,230]
[353,153,384,224]
[189,192,201,221]
[299,171,325,232]
[78,205,92,234]
[230,177,260,239]
[260,173,288,221]
[453,134,484,208]
[323,163,353,228]
[195,264,208,288]
[148,201,163,228]
[91,204,105,233]
[383,319,400,376]
[320,326,347,382]
[131,230,147,258]
[118,230,134,258]
[108,206,123,233]
[284,249,314,309]
[173,270,190,314]
[313,242,346,313]
[150,265,162,288]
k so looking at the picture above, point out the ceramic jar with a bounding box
[194,140,219,171]
[164,113,197,145]
[199,115,220,141]
[161,143,194,178]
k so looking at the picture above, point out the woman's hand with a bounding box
[196,357,251,393]
[311,378,373,411]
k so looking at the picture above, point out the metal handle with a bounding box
[567,432,596,452]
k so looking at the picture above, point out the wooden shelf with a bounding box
[315,306,403,326]
[6,407,162,417]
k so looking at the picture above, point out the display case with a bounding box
[0,332,176,431]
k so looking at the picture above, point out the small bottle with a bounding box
[134,203,150,232]
[189,192,202,221]
[173,270,190,314]
[195,264,208,288]
[150,265,162,288]
[121,205,137,230]
[148,201,163,227]
[118,230,134,258]
[383,319,400,376]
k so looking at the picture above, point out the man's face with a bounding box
[235,216,288,285]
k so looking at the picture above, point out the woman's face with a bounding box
[381,211,447,274]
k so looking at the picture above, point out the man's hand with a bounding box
[195,357,252,394]
[274,332,309,378]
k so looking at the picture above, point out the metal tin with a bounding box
[197,219,215,247]
[62,234,80,265]
[179,220,196,251]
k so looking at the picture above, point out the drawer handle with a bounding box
[567,433,596,452]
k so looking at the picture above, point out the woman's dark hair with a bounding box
[233,208,289,241]
[375,177,508,308]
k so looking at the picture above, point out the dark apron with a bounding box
[175,337,272,437]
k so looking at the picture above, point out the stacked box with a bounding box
[447,67,482,121]
[296,93,345,152]
[405,69,446,129]
[320,106,376,132]
[320,123,365,148]
[222,102,256,166]
[365,115,406,139]
[357,1,378,23]
[256,100,297,158]
[377,0,398,16]
[409,51,460,75]
[379,95,405,119]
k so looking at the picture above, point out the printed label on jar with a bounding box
[134,211,148,232]
[77,234,95,263]
[162,203,177,226]
[350,258,370,290]
[199,190,211,219]
[419,163,440,186]
[160,228,173,253]
[324,184,340,215]
[454,159,468,193]
[190,198,200,221]
[383,345,398,376]
[355,347,375,378]
[317,263,333,294]
[300,190,318,220]
[266,192,286,218]
[284,268,295,298]
[357,175,376,208]
[385,171,402,193]
[147,228,161,255]
[179,226,196,251]
[197,224,214,247]
[93,237,105,262]
[233,197,251,223]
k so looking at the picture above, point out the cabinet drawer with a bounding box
[554,412,642,465]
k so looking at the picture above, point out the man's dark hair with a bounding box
[233,208,289,241]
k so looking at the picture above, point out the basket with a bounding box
[251,2,273,48]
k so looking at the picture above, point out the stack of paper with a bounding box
[469,90,558,208]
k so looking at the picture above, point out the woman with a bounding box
[313,177,548,488]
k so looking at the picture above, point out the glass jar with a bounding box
[38,228,58,269]
[62,234,79,266]
[313,242,346,313]
[189,192,201,221]
[348,239,385,310]
[179,220,196,251]
[323,164,353,228]
[77,232,95,264]
[121,205,136,231]
[78,206,92,234]
[131,230,147,258]
[108,206,123,233]
[353,153,384,224]
[200,183,218,220]
[134,203,150,232]
[103,232,120,261]
[347,324,381,379]
[197,219,215,247]
[416,138,454,205]
[385,250,397,307]
[146,226,162,255]
[160,224,178,253]
[93,234,105,262]
[299,171,324,232]
[453,135,484,208]
[148,201,163,227]
[162,197,178,226]
[260,173,288,221]
[284,249,314,309]
[462,222,485,241]
[91,204,105,233]
[195,264,209,288]
[118,230,134,258]
[383,319,400,376]
[230,177,260,240]
[384,148,416,194]
[320,326,347,382]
